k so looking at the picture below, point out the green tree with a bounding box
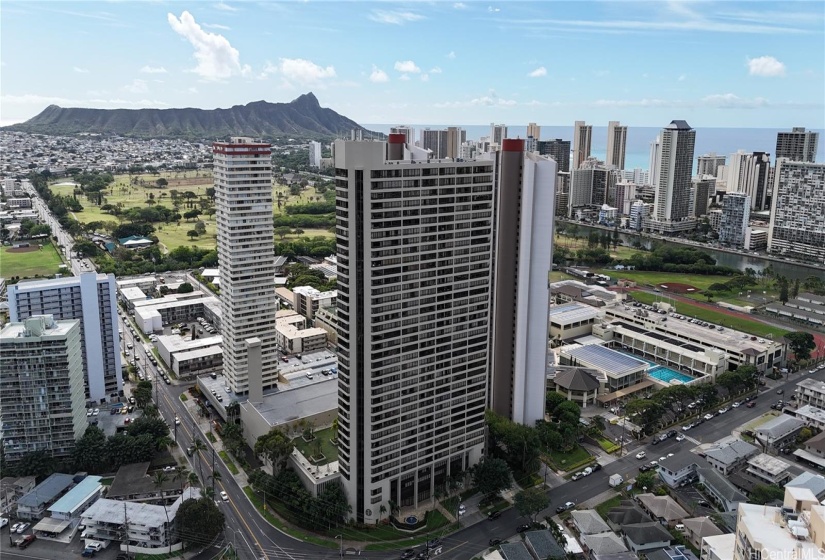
[545,391,567,415]
[13,450,57,479]
[786,332,816,361]
[194,221,207,235]
[176,497,225,549]
[187,230,199,240]
[209,469,222,495]
[750,484,785,505]
[191,436,207,480]
[254,428,294,474]
[72,425,108,473]
[792,278,801,299]
[636,471,658,491]
[156,178,168,188]
[174,465,190,492]
[275,226,292,240]
[472,457,513,498]
[513,487,550,522]
[799,427,813,442]
[177,282,194,294]
[222,422,245,458]
[779,280,790,304]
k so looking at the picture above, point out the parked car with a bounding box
[636,451,646,459]
[718,407,729,414]
[704,413,715,420]
[732,401,741,408]
[777,389,784,394]
[651,438,660,446]
[400,550,415,560]
[488,538,503,546]
[555,501,575,514]
[17,534,36,549]
[488,510,501,520]
[16,522,30,533]
[516,524,532,533]
[747,402,756,408]
[667,430,678,438]
[676,434,686,442]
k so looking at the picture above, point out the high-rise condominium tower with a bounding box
[527,122,541,141]
[421,128,448,159]
[309,141,322,168]
[490,140,556,426]
[0,315,88,463]
[538,139,571,173]
[446,126,466,159]
[697,153,726,177]
[768,160,825,261]
[775,127,818,163]
[334,135,493,523]
[651,120,696,232]
[649,135,662,188]
[719,192,751,248]
[390,125,415,146]
[573,121,592,170]
[491,123,508,145]
[8,273,121,402]
[727,151,772,211]
[606,121,627,170]
[213,138,279,395]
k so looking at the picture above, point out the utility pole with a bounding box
[124,502,130,557]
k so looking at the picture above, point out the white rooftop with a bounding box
[795,405,825,424]
[0,316,78,339]
[549,302,603,325]
[747,453,791,476]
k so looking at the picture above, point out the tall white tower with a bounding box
[606,121,627,170]
[652,120,695,228]
[573,121,592,170]
[213,138,279,395]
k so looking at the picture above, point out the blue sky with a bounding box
[2,1,824,128]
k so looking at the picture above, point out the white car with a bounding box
[0,518,8,529]
[636,451,646,460]
[458,504,466,515]
[93,408,100,416]
[704,413,715,420]
[87,409,93,417]
[220,491,229,502]
[718,407,729,414]
[16,522,30,533]
[175,417,180,425]
[675,434,686,442]
[667,453,675,457]
[731,401,741,408]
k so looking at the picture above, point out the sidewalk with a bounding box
[578,488,621,509]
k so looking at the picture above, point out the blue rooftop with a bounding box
[565,344,648,375]
[48,475,102,514]
[18,473,74,508]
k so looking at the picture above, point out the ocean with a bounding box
[362,124,825,172]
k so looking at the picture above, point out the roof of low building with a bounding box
[107,462,181,499]
[524,530,566,559]
[499,541,534,560]
[804,431,825,454]
[756,414,805,439]
[681,517,723,539]
[786,471,825,498]
[697,467,748,504]
[647,545,700,560]
[746,453,791,475]
[636,493,689,522]
[621,522,673,546]
[571,509,612,534]
[18,473,74,508]
[554,367,602,392]
[581,531,629,555]
[564,344,648,375]
[704,439,759,466]
[607,501,651,526]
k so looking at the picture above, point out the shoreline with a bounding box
[557,219,825,274]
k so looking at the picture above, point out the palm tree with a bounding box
[209,470,222,495]
[192,436,206,479]
[173,466,190,492]
[156,435,174,454]
[187,472,200,488]
[202,486,215,501]
[153,471,169,503]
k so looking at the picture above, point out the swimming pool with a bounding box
[648,365,694,384]
[613,349,695,384]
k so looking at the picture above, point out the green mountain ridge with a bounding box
[4,93,378,140]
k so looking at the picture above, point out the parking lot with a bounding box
[669,484,716,518]
[1,522,123,559]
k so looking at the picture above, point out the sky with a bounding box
[2,0,824,128]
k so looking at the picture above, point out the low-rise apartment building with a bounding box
[796,379,825,408]
[275,311,328,354]
[292,286,336,320]
[704,439,759,475]
[745,454,791,486]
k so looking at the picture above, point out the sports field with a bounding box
[0,240,64,279]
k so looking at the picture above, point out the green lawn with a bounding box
[555,234,642,260]
[546,445,592,472]
[595,494,623,520]
[0,240,65,279]
[598,269,733,291]
[292,426,338,463]
[629,291,789,338]
[218,450,239,475]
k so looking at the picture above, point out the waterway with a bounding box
[561,221,825,282]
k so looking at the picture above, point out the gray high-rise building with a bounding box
[490,123,508,145]
[606,121,627,170]
[446,126,466,159]
[8,273,122,403]
[573,121,592,170]
[213,137,279,395]
[692,177,714,217]
[390,125,415,146]
[0,315,88,463]
[768,160,825,261]
[719,192,751,247]
[727,151,772,211]
[538,139,571,173]
[775,127,818,163]
[568,160,608,217]
[697,153,726,177]
[421,128,448,158]
[334,135,493,523]
[650,120,697,233]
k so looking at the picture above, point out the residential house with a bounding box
[17,473,75,520]
[636,493,689,527]
[785,471,825,500]
[795,378,825,408]
[106,462,182,504]
[745,453,791,485]
[648,545,701,560]
[793,404,825,430]
[571,510,612,535]
[699,534,735,560]
[0,476,35,515]
[793,437,825,472]
[591,553,639,560]
[499,541,535,560]
[703,439,759,475]
[754,414,805,452]
[680,517,724,550]
[606,501,651,531]
[696,468,747,512]
[621,522,673,553]
[657,454,707,488]
[523,530,567,560]
[581,532,629,556]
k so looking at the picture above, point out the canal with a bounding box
[562,222,825,282]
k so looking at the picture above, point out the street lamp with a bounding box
[335,535,343,560]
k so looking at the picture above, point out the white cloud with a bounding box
[446,51,456,59]
[747,56,786,77]
[258,60,278,80]
[123,79,149,94]
[187,87,199,94]
[488,6,500,13]
[167,11,251,81]
[369,65,389,83]
[420,74,429,82]
[73,66,89,73]
[702,93,769,108]
[140,65,168,74]
[430,66,442,74]
[213,2,237,12]
[368,10,424,25]
[453,2,467,8]
[394,60,421,74]
[203,23,231,30]
[399,74,411,81]
[277,58,336,86]
[1,93,168,109]
[678,73,687,81]
[434,95,517,108]
[528,66,547,78]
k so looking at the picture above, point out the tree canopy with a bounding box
[176,497,225,549]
